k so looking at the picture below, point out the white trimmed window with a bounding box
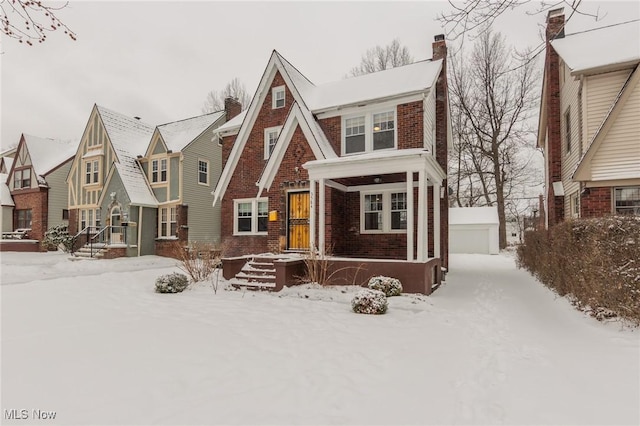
[13,168,31,189]
[234,198,268,235]
[158,206,178,237]
[84,159,99,185]
[151,159,168,183]
[272,86,285,109]
[79,208,101,230]
[343,109,396,155]
[361,190,407,233]
[264,126,282,160]
[570,192,579,218]
[198,159,209,185]
[615,187,640,215]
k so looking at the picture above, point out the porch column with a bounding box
[433,181,441,258]
[417,170,428,261]
[319,178,325,254]
[406,171,414,261]
[309,179,316,250]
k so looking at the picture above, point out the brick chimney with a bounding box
[224,97,242,122]
[544,8,565,228]
[432,34,449,270]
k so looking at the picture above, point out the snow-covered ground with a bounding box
[1,252,638,425]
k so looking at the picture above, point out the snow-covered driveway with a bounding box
[1,252,638,425]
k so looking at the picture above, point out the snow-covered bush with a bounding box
[351,289,388,315]
[41,224,75,253]
[367,276,402,297]
[155,273,189,294]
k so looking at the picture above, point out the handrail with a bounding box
[90,226,110,243]
[73,225,128,258]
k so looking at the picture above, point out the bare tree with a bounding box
[202,78,251,113]
[1,0,76,45]
[437,0,602,41]
[350,39,413,76]
[449,30,540,249]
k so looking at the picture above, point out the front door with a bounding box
[110,206,122,244]
[287,191,310,250]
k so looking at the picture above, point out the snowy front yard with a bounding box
[1,252,638,425]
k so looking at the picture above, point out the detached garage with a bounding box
[449,207,500,255]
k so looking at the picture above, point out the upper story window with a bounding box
[615,187,640,215]
[272,86,285,109]
[151,158,167,183]
[361,190,407,233]
[13,168,31,189]
[84,159,99,185]
[564,107,571,153]
[234,198,268,235]
[343,110,396,155]
[264,126,282,160]
[198,159,209,185]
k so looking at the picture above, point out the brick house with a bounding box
[2,134,75,250]
[538,9,640,227]
[213,35,450,294]
[66,103,238,258]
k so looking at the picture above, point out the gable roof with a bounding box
[156,111,225,153]
[213,50,443,206]
[93,105,157,207]
[0,157,14,174]
[256,102,337,197]
[215,109,248,135]
[0,173,14,207]
[573,64,640,181]
[551,20,640,75]
[22,134,76,176]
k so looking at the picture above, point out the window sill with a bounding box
[342,147,397,157]
[156,236,178,241]
[360,230,407,235]
[198,182,210,187]
[233,232,268,237]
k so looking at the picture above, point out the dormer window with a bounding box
[272,86,285,109]
[343,110,396,155]
[84,159,99,185]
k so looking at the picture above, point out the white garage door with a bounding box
[449,228,490,254]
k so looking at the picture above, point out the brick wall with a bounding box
[11,187,49,247]
[398,101,424,149]
[580,187,612,217]
[544,12,566,227]
[221,71,292,257]
[433,35,449,270]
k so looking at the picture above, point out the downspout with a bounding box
[137,206,142,256]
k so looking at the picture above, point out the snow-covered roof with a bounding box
[157,111,225,152]
[551,20,640,74]
[0,173,14,206]
[95,106,156,207]
[307,59,443,111]
[113,162,158,207]
[215,110,248,134]
[23,135,76,176]
[449,207,499,225]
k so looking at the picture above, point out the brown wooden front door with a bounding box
[287,191,310,250]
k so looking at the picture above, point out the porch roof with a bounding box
[303,148,446,183]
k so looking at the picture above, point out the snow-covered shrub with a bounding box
[367,276,402,297]
[155,273,189,294]
[351,289,388,315]
[41,224,75,253]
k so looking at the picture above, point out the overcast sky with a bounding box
[1,1,638,151]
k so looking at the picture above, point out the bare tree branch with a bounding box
[202,78,251,114]
[350,38,413,76]
[1,0,76,45]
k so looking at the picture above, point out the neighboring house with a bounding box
[67,103,238,258]
[4,134,75,245]
[213,35,450,293]
[137,101,239,256]
[0,155,15,174]
[538,9,640,227]
[449,207,499,254]
[1,173,14,233]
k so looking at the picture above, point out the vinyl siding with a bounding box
[423,88,436,152]
[560,69,582,217]
[182,125,222,244]
[591,76,640,181]
[45,159,72,229]
[584,70,630,144]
